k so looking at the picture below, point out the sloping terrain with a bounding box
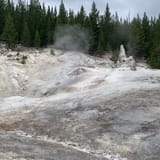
[0,48,160,160]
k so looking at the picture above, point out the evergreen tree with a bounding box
[104,3,112,50]
[68,9,75,25]
[5,0,14,15]
[89,1,99,52]
[39,3,48,46]
[0,0,5,35]
[128,16,145,57]
[28,0,41,46]
[51,7,57,44]
[98,16,105,51]
[148,15,160,68]
[57,0,68,25]
[21,21,30,46]
[109,12,120,50]
[34,30,41,47]
[76,6,86,26]
[152,15,160,49]
[14,0,26,43]
[1,13,17,47]
[46,6,57,44]
[110,14,129,51]
[142,12,151,58]
[148,46,160,69]
[46,6,52,44]
[83,16,90,29]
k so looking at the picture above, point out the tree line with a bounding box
[0,0,160,68]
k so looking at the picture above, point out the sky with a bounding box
[38,0,160,19]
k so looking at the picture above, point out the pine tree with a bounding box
[57,0,68,25]
[89,2,99,52]
[128,16,145,57]
[76,6,86,26]
[0,0,5,35]
[148,15,160,68]
[46,7,52,44]
[148,46,160,69]
[5,0,14,15]
[109,12,119,50]
[104,3,112,50]
[98,16,105,51]
[14,0,26,43]
[34,30,41,47]
[142,12,151,58]
[39,3,48,46]
[28,0,41,46]
[21,21,30,46]
[46,6,56,44]
[152,15,160,49]
[68,9,75,25]
[1,13,17,47]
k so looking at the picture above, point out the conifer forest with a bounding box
[0,0,160,68]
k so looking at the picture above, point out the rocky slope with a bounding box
[0,48,160,160]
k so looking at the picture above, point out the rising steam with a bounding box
[54,25,90,52]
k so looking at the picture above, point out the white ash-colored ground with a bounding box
[0,48,160,160]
